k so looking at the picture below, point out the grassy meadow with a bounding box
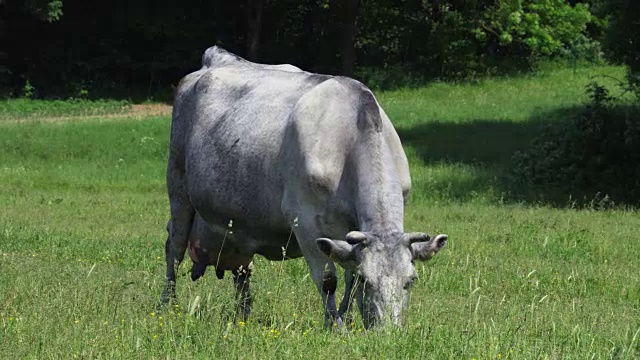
[0,99,132,121]
[1,66,639,359]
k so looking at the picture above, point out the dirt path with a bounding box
[3,103,173,124]
[128,104,173,117]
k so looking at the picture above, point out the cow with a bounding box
[159,46,448,328]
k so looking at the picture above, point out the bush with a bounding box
[604,0,640,99]
[511,84,640,206]
[355,65,428,91]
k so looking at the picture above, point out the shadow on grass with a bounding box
[396,107,598,207]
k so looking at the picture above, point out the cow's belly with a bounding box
[188,212,302,267]
[185,143,291,237]
[188,177,289,232]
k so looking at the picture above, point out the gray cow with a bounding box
[160,46,448,328]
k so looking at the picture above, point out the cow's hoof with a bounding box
[156,296,175,312]
[191,263,207,281]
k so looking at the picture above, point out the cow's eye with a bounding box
[403,275,418,290]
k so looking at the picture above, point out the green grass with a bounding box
[378,66,629,125]
[0,98,131,120]
[1,66,639,358]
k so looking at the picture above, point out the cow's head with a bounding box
[317,231,447,328]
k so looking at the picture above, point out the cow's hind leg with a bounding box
[160,210,194,304]
[233,263,253,321]
[160,163,195,305]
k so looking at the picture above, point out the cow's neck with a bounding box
[352,136,405,233]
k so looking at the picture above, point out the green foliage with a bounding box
[0,0,608,98]
[511,82,640,206]
[22,81,35,99]
[44,0,63,22]
[478,0,592,57]
[23,0,64,22]
[356,0,602,82]
[557,34,604,64]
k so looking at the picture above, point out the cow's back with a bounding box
[171,49,331,234]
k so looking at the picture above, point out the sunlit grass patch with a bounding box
[0,98,132,121]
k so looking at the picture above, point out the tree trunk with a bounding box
[246,0,263,61]
[301,0,320,70]
[339,0,360,76]
[432,0,441,22]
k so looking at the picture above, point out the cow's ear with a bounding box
[411,234,448,261]
[316,238,356,266]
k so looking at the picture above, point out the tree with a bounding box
[0,0,607,97]
[246,0,264,61]
[24,0,64,22]
[338,0,361,76]
[1,0,64,94]
[604,0,640,97]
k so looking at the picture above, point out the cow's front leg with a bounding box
[338,269,356,327]
[321,268,342,328]
[292,222,342,328]
[232,264,253,321]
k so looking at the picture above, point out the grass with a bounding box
[0,98,131,121]
[378,66,628,125]
[1,66,639,358]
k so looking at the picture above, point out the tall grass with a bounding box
[0,66,638,358]
[0,98,131,120]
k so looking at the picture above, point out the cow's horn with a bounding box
[405,232,431,244]
[345,231,367,244]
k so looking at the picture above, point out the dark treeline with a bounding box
[0,0,637,99]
